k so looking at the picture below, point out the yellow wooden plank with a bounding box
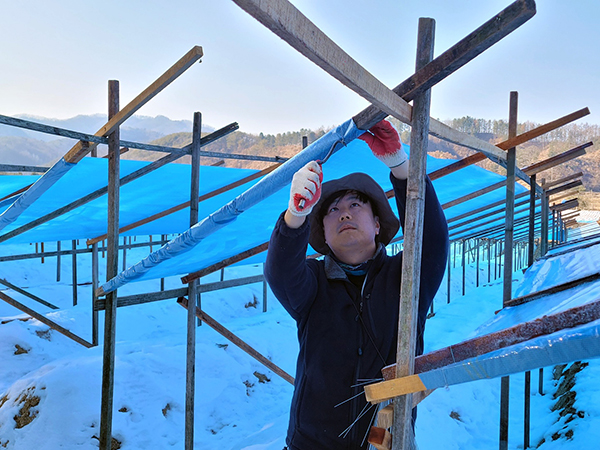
[64,46,203,163]
[364,374,427,404]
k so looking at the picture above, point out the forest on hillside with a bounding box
[124,116,600,200]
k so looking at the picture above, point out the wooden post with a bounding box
[461,240,466,296]
[122,236,127,272]
[528,174,536,265]
[392,17,435,450]
[99,80,120,450]
[476,239,480,287]
[72,240,78,306]
[500,91,518,450]
[540,179,549,256]
[446,249,451,304]
[92,242,99,346]
[56,241,61,281]
[185,112,202,450]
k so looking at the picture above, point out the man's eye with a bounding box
[329,207,338,213]
[351,202,360,207]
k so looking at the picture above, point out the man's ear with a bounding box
[374,216,380,235]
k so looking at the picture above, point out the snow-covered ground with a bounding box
[0,233,599,449]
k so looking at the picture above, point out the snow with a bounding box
[1,231,600,449]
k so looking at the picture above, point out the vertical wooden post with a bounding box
[461,240,466,296]
[185,112,202,450]
[72,240,78,306]
[92,242,99,346]
[476,239,480,287]
[528,175,536,265]
[56,241,61,281]
[487,240,491,283]
[99,80,120,450]
[500,91,518,450]
[122,236,127,271]
[302,135,308,149]
[540,179,548,256]
[41,242,45,263]
[392,17,435,450]
[524,370,531,448]
[446,248,451,304]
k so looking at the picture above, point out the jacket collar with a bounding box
[323,243,387,280]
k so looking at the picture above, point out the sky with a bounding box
[0,0,598,135]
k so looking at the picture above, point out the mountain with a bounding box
[0,114,214,166]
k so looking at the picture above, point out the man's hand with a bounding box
[359,120,408,169]
[288,161,323,217]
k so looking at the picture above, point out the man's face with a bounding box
[322,191,380,260]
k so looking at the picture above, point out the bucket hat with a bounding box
[308,172,400,254]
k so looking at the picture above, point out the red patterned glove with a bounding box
[358,120,408,168]
[288,161,323,217]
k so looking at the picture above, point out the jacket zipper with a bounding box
[349,274,369,448]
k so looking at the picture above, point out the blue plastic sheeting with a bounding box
[0,158,261,244]
[0,175,40,209]
[0,159,75,231]
[418,242,600,390]
[419,317,600,391]
[0,122,529,291]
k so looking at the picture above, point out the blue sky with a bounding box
[0,0,598,134]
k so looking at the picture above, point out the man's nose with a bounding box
[339,209,351,220]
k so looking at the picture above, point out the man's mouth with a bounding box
[338,224,356,233]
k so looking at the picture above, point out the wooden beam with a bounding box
[498,107,590,150]
[0,291,93,348]
[541,172,583,189]
[181,242,269,284]
[523,142,592,175]
[504,273,600,308]
[232,0,537,163]
[86,163,281,246]
[177,297,294,385]
[0,164,49,173]
[442,180,506,210]
[546,180,583,197]
[550,199,579,212]
[65,47,203,163]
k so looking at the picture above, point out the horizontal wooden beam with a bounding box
[504,273,600,308]
[498,108,590,150]
[523,142,592,175]
[64,46,204,163]
[0,164,49,173]
[541,172,583,189]
[442,180,506,210]
[181,242,269,284]
[546,180,583,197]
[550,199,579,212]
[367,297,600,403]
[177,296,294,385]
[95,287,188,310]
[86,163,281,246]
[0,291,93,348]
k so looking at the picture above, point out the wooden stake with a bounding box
[392,17,435,450]
[99,80,120,450]
[185,112,202,450]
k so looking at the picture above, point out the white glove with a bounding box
[288,161,323,217]
[358,120,408,168]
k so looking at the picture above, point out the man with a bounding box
[265,120,449,450]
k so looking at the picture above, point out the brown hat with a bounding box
[308,172,400,255]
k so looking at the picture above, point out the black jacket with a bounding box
[265,175,449,450]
